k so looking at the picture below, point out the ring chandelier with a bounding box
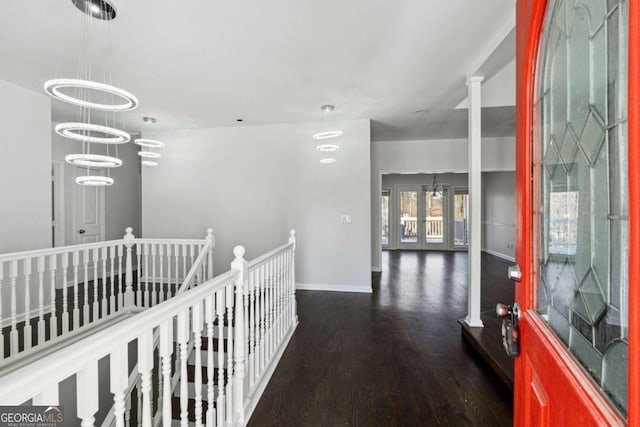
[44,1,138,187]
[320,158,336,165]
[138,151,162,159]
[65,153,122,168]
[44,79,138,112]
[75,176,114,186]
[55,123,131,144]
[312,130,343,140]
[316,144,340,152]
[141,160,159,167]
[134,138,165,148]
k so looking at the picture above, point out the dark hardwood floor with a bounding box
[249,250,513,427]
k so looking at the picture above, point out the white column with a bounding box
[465,75,484,328]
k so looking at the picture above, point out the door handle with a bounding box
[508,264,521,282]
[78,229,86,234]
[496,302,520,358]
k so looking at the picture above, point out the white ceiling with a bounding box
[0,0,515,141]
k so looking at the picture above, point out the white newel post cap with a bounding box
[124,227,134,239]
[233,245,246,261]
[289,229,296,244]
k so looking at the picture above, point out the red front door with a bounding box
[515,0,638,425]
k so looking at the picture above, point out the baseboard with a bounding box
[0,307,50,328]
[482,248,515,262]
[244,322,298,424]
[296,283,373,294]
[372,267,382,273]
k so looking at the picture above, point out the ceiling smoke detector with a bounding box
[143,116,157,124]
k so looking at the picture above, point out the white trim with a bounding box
[482,248,515,262]
[52,161,65,247]
[372,266,382,273]
[296,283,373,293]
[244,322,297,424]
[482,221,516,228]
[0,307,50,328]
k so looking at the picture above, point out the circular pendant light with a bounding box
[71,0,117,20]
[316,144,340,152]
[65,153,122,168]
[138,151,162,159]
[141,160,159,167]
[75,176,114,186]
[134,138,165,148]
[44,79,138,111]
[55,122,131,144]
[312,130,343,140]
[320,158,336,164]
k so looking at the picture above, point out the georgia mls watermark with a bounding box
[0,406,64,427]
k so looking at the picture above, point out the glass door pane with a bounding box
[400,190,418,243]
[381,189,390,246]
[425,190,444,244]
[454,191,469,246]
[535,0,628,415]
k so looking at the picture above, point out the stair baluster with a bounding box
[77,361,99,427]
[61,253,69,334]
[160,320,173,427]
[205,294,215,426]
[48,255,57,340]
[23,258,32,350]
[110,344,128,427]
[192,301,204,426]
[151,244,157,307]
[82,249,89,325]
[9,260,17,355]
[92,248,99,320]
[109,244,116,313]
[138,330,154,427]
[37,256,45,345]
[101,246,108,316]
[216,288,225,427]
[177,310,189,426]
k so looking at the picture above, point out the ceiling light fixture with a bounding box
[320,158,336,164]
[55,123,131,144]
[316,144,340,152]
[312,104,343,141]
[65,153,122,168]
[44,79,138,111]
[134,138,165,148]
[138,151,162,159]
[141,160,159,167]
[45,0,135,186]
[75,176,114,186]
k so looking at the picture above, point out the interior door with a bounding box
[72,167,106,245]
[514,0,637,425]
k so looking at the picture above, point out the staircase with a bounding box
[0,228,299,427]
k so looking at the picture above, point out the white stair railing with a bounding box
[0,227,213,367]
[0,230,297,426]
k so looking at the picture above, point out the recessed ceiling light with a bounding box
[414,108,428,114]
[236,118,244,122]
[320,158,336,165]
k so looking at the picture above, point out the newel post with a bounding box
[124,227,135,307]
[231,246,247,424]
[206,228,215,280]
[289,229,298,324]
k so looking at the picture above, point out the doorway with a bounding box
[397,185,448,250]
[71,166,106,245]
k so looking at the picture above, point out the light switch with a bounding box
[340,215,352,224]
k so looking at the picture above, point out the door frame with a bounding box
[70,166,106,245]
[51,161,65,247]
[515,0,639,423]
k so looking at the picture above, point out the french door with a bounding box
[514,0,638,424]
[397,185,448,250]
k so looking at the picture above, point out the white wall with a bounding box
[0,80,52,254]
[482,171,515,260]
[142,119,372,292]
[371,137,515,270]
